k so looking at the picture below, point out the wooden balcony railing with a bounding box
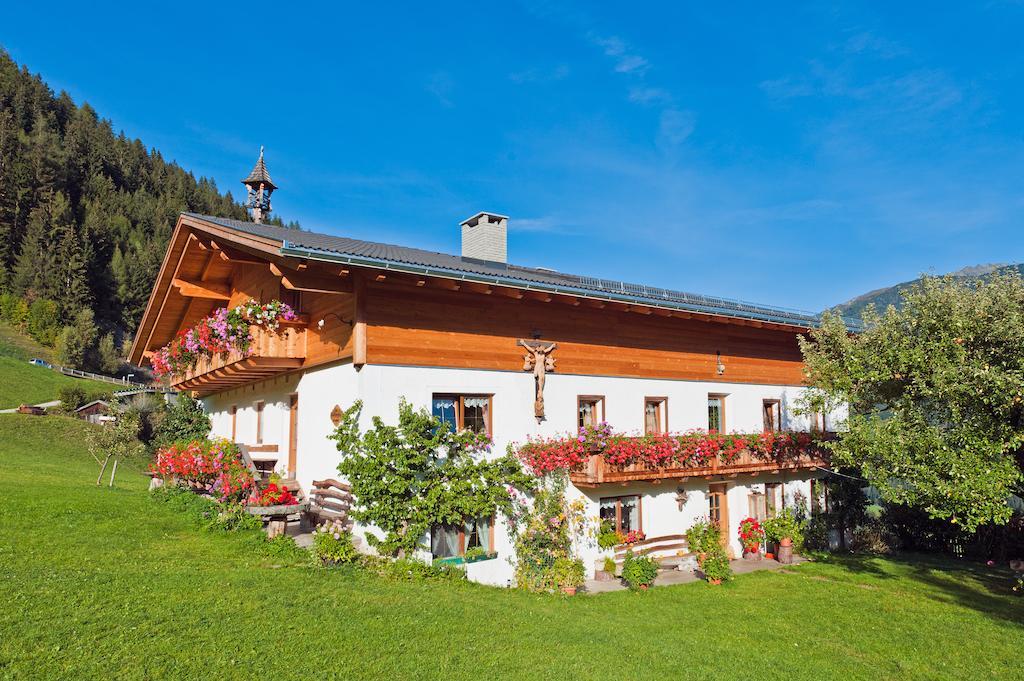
[568,446,827,487]
[172,320,307,395]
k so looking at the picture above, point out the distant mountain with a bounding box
[832,263,1024,320]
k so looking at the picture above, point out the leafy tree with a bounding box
[26,298,59,345]
[96,332,121,375]
[800,273,1024,531]
[87,410,146,487]
[151,393,210,449]
[55,307,98,368]
[330,400,533,558]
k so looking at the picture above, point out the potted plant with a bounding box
[738,517,765,560]
[701,547,732,585]
[595,555,617,581]
[553,557,585,595]
[597,521,622,550]
[686,518,719,564]
[621,551,659,591]
[762,508,802,564]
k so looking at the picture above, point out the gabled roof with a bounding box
[183,213,840,329]
[75,400,110,412]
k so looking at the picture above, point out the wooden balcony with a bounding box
[568,446,827,487]
[172,320,307,396]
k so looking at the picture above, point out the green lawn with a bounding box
[1,415,1021,680]
[0,322,116,408]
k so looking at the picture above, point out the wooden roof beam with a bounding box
[171,277,230,300]
[524,290,552,303]
[493,286,524,300]
[270,264,353,294]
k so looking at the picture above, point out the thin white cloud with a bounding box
[425,71,455,107]
[590,33,650,75]
[628,87,672,105]
[658,108,696,149]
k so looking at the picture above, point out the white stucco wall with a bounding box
[202,361,831,585]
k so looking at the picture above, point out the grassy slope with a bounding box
[0,322,117,408]
[1,415,1022,680]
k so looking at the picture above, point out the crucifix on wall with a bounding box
[518,339,557,421]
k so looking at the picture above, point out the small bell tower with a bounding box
[242,146,277,223]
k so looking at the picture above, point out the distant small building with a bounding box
[75,400,115,425]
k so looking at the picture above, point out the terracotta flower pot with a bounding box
[639,584,649,591]
[708,578,722,585]
[780,537,793,547]
[764,552,775,560]
[561,586,577,596]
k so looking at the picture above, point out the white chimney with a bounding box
[460,211,508,263]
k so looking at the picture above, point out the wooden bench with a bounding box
[302,478,354,532]
[611,534,691,569]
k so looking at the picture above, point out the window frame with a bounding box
[430,515,496,559]
[599,494,643,535]
[762,399,782,432]
[643,396,668,435]
[577,395,606,430]
[230,405,237,441]
[707,393,727,433]
[431,393,493,437]
[255,401,265,444]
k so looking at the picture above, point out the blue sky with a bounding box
[4,2,1024,311]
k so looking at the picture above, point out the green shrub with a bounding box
[205,504,262,532]
[620,551,658,590]
[701,547,732,583]
[552,557,585,589]
[802,513,831,552]
[312,519,360,566]
[602,556,617,574]
[371,557,466,582]
[850,520,900,554]
[763,508,804,546]
[686,519,720,555]
[152,394,211,450]
[57,384,87,411]
[597,520,622,549]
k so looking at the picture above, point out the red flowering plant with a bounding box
[150,438,257,503]
[738,517,765,553]
[621,529,647,545]
[150,299,297,380]
[248,482,298,507]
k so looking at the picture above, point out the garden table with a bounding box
[246,501,310,538]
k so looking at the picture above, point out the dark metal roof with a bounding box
[241,148,276,190]
[186,213,849,329]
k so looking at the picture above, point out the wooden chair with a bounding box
[302,478,354,532]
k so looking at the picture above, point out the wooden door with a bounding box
[288,394,298,478]
[708,483,730,551]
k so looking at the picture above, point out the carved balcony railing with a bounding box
[171,319,307,396]
[568,443,829,487]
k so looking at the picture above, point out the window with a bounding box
[763,399,781,432]
[430,516,494,558]
[578,395,605,430]
[255,401,265,444]
[431,394,492,436]
[253,458,277,483]
[280,289,302,313]
[708,394,726,433]
[708,488,724,528]
[230,405,237,441]
[644,397,667,434]
[599,495,641,534]
[765,482,782,516]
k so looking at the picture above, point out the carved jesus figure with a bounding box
[518,339,557,420]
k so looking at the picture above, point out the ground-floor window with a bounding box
[599,495,641,534]
[430,516,494,558]
[431,394,493,436]
[811,478,829,514]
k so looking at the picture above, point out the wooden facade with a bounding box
[130,215,812,392]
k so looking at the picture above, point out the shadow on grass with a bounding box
[811,551,1024,628]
